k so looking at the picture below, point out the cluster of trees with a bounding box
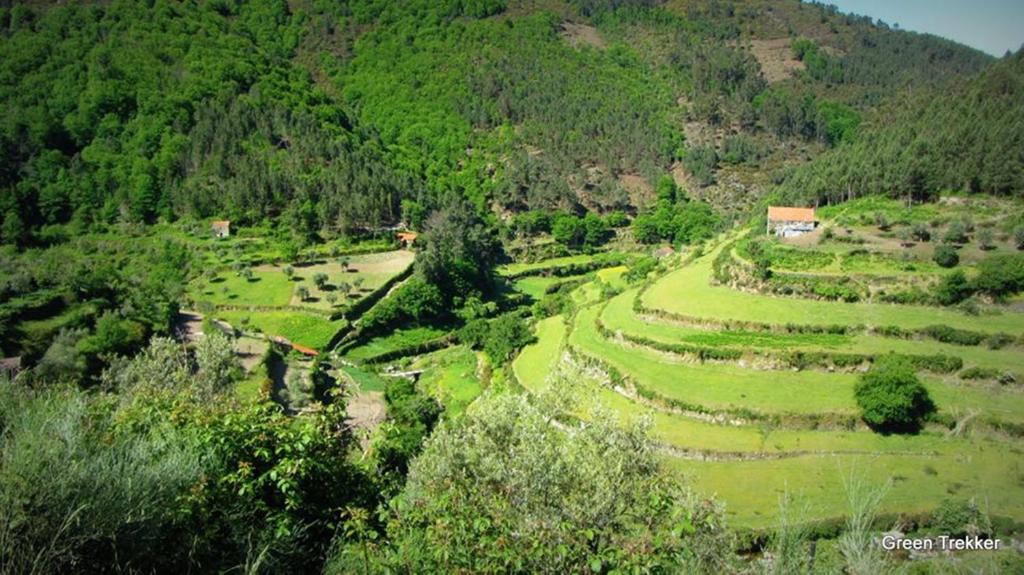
[936,254,1024,305]
[790,30,990,105]
[0,0,422,247]
[754,88,862,145]
[458,312,535,364]
[0,333,374,573]
[778,51,1024,206]
[632,177,720,245]
[0,235,190,374]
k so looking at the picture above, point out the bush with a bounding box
[959,366,1000,380]
[854,356,935,433]
[973,254,1024,297]
[605,210,629,228]
[934,270,974,305]
[932,244,959,268]
[942,220,968,244]
[357,392,734,573]
[929,499,992,538]
[911,223,931,242]
[920,324,985,346]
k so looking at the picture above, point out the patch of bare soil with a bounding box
[617,173,653,207]
[174,311,204,343]
[747,38,804,84]
[346,391,386,446]
[560,22,606,50]
[234,336,268,373]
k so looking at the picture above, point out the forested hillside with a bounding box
[3,1,1024,573]
[778,50,1024,205]
[0,0,1008,248]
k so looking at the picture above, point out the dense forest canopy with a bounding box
[779,51,1024,206]
[2,0,1012,249]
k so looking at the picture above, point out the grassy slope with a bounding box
[413,346,483,416]
[513,285,1024,527]
[215,309,343,350]
[575,304,1024,421]
[603,289,1024,377]
[644,241,1024,333]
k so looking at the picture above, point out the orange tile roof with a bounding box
[291,343,318,357]
[767,206,816,223]
[211,220,230,228]
[397,231,418,241]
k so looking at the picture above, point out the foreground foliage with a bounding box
[329,392,733,573]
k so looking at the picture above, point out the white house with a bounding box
[767,206,817,237]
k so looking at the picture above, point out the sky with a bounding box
[828,0,1024,56]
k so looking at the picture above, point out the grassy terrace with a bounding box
[189,250,414,311]
[342,327,447,362]
[412,346,483,416]
[603,289,1024,377]
[215,309,344,350]
[512,287,1024,527]
[666,448,1024,529]
[574,304,1024,422]
[643,241,1024,334]
[515,309,1011,456]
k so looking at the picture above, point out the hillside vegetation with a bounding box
[2,1,1024,573]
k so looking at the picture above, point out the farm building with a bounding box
[211,220,231,238]
[653,246,675,259]
[766,206,817,237]
[397,231,418,248]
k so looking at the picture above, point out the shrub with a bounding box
[934,270,974,305]
[932,244,959,268]
[921,324,985,346]
[959,366,1000,380]
[911,223,931,242]
[942,220,968,244]
[359,392,734,573]
[1015,227,1024,250]
[605,210,629,228]
[973,254,1024,297]
[855,356,935,433]
[977,228,995,250]
[929,499,992,538]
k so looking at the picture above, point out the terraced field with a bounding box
[512,244,1024,528]
[645,241,1022,333]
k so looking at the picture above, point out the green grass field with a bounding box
[413,346,483,416]
[602,289,1024,378]
[189,250,414,311]
[510,268,1024,527]
[215,309,344,350]
[343,327,447,362]
[190,271,294,307]
[643,241,1024,333]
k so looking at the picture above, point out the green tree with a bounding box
[933,244,959,268]
[935,270,974,305]
[416,197,500,298]
[313,272,329,289]
[855,356,935,433]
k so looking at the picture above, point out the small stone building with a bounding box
[211,220,231,238]
[767,206,817,237]
[396,231,418,248]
